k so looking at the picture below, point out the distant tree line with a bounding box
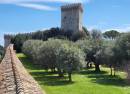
[10,26,121,53]
[11,27,89,52]
[103,30,120,39]
[4,24,130,82]
[22,28,130,81]
[9,25,130,81]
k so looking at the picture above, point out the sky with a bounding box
[0,0,130,45]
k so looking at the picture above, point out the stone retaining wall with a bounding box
[0,44,45,94]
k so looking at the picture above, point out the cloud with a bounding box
[0,0,90,11]
[15,3,57,11]
[0,0,90,4]
[87,23,130,33]
[112,5,120,8]
[104,25,130,32]
[87,21,108,31]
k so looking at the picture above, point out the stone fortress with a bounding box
[4,3,83,48]
[61,3,83,33]
[4,35,12,48]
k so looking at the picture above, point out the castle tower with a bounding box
[61,3,83,33]
[4,35,12,48]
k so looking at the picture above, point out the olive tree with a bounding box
[113,33,130,78]
[102,33,130,76]
[101,41,116,76]
[56,43,85,82]
[76,38,93,68]
[22,40,43,64]
[76,37,104,72]
[103,30,120,39]
[22,39,86,82]
[37,39,63,71]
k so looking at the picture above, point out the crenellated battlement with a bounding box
[4,34,12,39]
[61,3,83,12]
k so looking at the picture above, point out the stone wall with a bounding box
[0,44,45,94]
[4,35,12,48]
[61,3,83,33]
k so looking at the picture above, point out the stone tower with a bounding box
[61,3,83,33]
[4,35,12,48]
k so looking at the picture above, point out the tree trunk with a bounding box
[90,63,92,68]
[95,63,100,72]
[114,67,116,76]
[86,62,89,68]
[110,65,113,76]
[68,73,72,82]
[51,68,56,73]
[51,69,53,72]
[57,68,64,77]
[58,71,64,77]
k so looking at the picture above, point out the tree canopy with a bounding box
[103,30,120,39]
[11,27,89,52]
[22,39,86,81]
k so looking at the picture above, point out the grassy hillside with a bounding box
[17,53,130,94]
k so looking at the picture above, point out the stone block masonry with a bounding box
[61,3,83,33]
[0,44,45,94]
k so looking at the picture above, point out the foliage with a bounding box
[82,26,90,36]
[14,26,130,80]
[11,34,31,52]
[71,31,88,41]
[113,32,130,64]
[20,29,130,84]
[37,39,63,71]
[56,43,85,81]
[22,39,86,81]
[18,53,130,94]
[91,29,102,40]
[76,29,103,72]
[22,40,43,62]
[11,27,64,52]
[101,33,130,76]
[11,27,90,52]
[76,38,104,72]
[103,30,120,39]
[101,40,117,75]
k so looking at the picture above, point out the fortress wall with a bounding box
[0,44,45,94]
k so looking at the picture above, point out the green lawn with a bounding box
[17,53,130,94]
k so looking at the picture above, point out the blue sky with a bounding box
[0,0,130,45]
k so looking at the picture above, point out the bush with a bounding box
[37,39,63,70]
[56,42,85,81]
[22,39,86,81]
[22,40,43,63]
[76,37,104,72]
[71,31,88,41]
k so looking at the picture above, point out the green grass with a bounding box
[17,53,130,94]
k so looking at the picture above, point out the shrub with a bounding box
[56,43,85,81]
[22,39,86,81]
